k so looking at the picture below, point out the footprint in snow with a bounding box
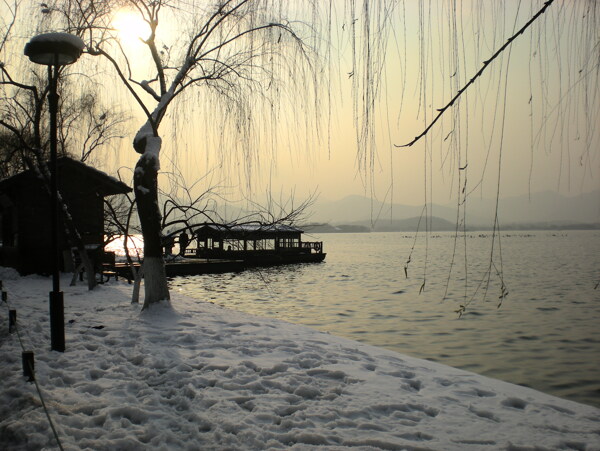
[468,405,500,422]
[501,397,528,410]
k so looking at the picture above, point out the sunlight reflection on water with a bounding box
[169,230,600,407]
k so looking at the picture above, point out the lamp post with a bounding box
[24,33,84,352]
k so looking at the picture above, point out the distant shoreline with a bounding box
[303,220,600,233]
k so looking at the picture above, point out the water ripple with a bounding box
[170,230,600,408]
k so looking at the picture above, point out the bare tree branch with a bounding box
[87,46,157,132]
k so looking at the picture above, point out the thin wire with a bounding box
[253,267,281,304]
[4,288,65,451]
[4,290,36,347]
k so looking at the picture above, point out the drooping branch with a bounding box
[87,46,156,132]
[395,0,556,148]
[0,119,27,144]
[196,22,295,64]
[188,0,251,62]
[0,0,17,53]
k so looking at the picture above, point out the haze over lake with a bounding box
[308,190,600,227]
[171,230,600,408]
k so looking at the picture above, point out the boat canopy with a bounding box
[195,223,303,240]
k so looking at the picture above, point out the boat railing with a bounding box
[301,241,324,253]
[184,241,324,256]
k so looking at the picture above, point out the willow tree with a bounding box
[47,0,334,309]
[39,0,599,311]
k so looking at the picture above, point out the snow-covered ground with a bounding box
[1,267,599,450]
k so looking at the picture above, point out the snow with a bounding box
[136,185,150,195]
[133,122,154,145]
[133,123,162,172]
[141,135,162,171]
[199,223,303,233]
[27,32,85,50]
[1,268,599,450]
[24,33,85,66]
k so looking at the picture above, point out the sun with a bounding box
[112,10,151,47]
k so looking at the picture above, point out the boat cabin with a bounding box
[0,157,131,275]
[190,223,325,265]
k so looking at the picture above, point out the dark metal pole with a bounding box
[48,57,64,352]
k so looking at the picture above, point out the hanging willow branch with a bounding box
[395,0,556,148]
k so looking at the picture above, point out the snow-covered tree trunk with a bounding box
[133,130,169,309]
[131,264,144,304]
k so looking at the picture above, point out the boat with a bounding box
[186,223,326,267]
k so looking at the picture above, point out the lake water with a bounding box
[169,230,600,408]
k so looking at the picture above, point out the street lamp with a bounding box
[24,33,84,352]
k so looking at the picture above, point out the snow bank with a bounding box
[0,273,599,450]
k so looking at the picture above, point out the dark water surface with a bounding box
[170,230,600,407]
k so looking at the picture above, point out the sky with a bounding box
[3,1,599,210]
[259,0,600,205]
[107,0,599,208]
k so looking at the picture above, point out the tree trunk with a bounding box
[132,264,144,304]
[28,154,98,290]
[68,249,96,289]
[134,137,170,309]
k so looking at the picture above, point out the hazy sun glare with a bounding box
[112,10,151,47]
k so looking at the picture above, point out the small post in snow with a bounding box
[9,309,16,333]
[22,351,35,382]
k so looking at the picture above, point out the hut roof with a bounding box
[0,157,131,196]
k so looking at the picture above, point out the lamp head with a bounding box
[24,32,84,66]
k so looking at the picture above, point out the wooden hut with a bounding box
[0,157,131,275]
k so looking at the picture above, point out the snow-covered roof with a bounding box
[0,156,131,196]
[196,222,303,237]
[56,157,131,195]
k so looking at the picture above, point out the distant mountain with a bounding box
[310,195,459,224]
[303,223,370,233]
[302,216,455,233]
[468,190,600,225]
[310,190,600,228]
[372,216,456,232]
